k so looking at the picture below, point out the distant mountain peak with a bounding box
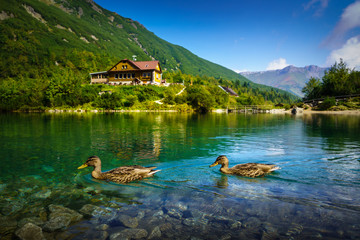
[239,65,328,97]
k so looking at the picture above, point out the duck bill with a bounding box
[209,162,218,168]
[77,164,88,169]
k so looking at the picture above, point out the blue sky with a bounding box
[96,0,360,72]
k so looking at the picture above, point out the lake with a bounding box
[0,112,359,239]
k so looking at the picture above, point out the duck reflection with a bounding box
[214,174,262,189]
[215,175,229,188]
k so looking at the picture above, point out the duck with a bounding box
[78,156,160,183]
[209,155,280,178]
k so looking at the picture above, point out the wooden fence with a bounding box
[303,94,360,106]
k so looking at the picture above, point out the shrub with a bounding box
[95,92,123,109]
[174,103,191,112]
[329,105,348,111]
[284,104,291,110]
[124,95,138,107]
[318,97,336,110]
[186,85,215,112]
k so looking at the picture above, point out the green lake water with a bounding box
[0,112,359,239]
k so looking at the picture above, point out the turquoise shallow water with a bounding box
[0,112,359,239]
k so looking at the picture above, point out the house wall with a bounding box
[90,73,108,84]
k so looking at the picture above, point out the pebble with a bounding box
[96,224,109,231]
[166,208,182,219]
[32,189,52,199]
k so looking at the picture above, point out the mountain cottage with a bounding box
[90,59,163,85]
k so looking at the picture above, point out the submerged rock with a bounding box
[220,233,232,240]
[261,230,280,240]
[0,216,17,238]
[230,220,242,229]
[43,214,72,232]
[285,223,303,237]
[110,228,148,240]
[243,217,262,229]
[41,165,55,173]
[43,204,83,232]
[0,183,7,192]
[18,217,45,228]
[80,230,109,240]
[136,210,145,220]
[15,223,45,240]
[166,208,183,219]
[79,204,104,217]
[148,226,161,239]
[48,204,82,222]
[152,210,164,217]
[183,218,196,227]
[118,214,139,228]
[1,199,25,216]
[80,204,116,222]
[96,224,109,231]
[32,189,52,199]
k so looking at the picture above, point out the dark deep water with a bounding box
[0,112,359,239]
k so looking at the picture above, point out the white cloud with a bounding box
[326,36,360,70]
[304,0,329,16]
[266,58,290,70]
[323,1,360,47]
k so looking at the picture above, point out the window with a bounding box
[115,74,118,79]
[119,73,122,79]
[143,72,150,77]
[132,73,135,78]
[127,73,131,79]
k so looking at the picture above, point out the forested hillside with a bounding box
[0,0,250,81]
[0,0,299,111]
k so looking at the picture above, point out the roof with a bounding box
[108,59,162,72]
[221,86,239,97]
[128,60,160,71]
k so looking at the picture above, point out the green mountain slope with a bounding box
[0,0,243,80]
[0,0,298,102]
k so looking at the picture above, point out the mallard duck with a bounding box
[210,155,280,177]
[78,156,160,183]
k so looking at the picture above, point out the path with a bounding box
[155,87,186,105]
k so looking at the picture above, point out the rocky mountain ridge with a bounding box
[240,65,328,97]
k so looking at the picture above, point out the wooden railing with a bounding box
[303,94,360,105]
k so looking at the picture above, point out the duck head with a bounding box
[210,155,229,167]
[78,156,101,169]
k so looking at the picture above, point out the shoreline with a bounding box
[296,109,360,115]
[4,108,360,114]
